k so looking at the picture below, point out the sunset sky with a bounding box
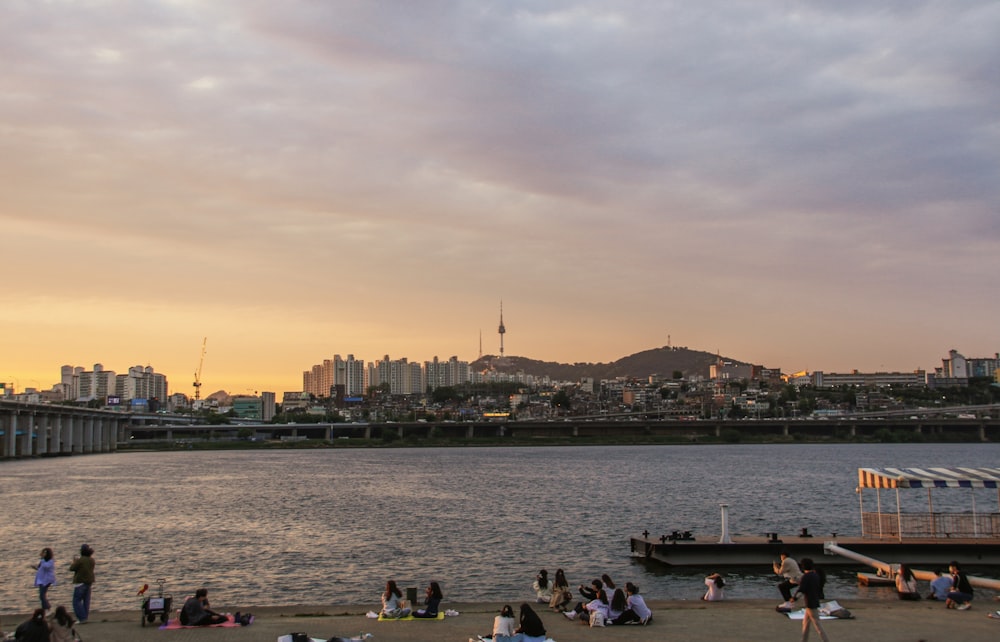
[2,1,997,397]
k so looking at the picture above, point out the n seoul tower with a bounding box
[498,300,506,358]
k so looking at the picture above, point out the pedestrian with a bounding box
[793,558,829,642]
[68,544,95,624]
[32,548,56,611]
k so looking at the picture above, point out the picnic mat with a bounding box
[160,614,242,629]
[378,611,446,621]
[785,609,836,620]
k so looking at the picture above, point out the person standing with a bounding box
[773,550,802,609]
[32,548,56,611]
[793,558,830,642]
[68,544,95,624]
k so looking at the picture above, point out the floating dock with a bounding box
[629,533,1000,566]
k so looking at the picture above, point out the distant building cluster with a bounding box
[302,353,551,398]
[0,364,170,410]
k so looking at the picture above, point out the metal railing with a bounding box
[862,511,1000,539]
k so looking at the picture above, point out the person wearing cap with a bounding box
[69,544,95,623]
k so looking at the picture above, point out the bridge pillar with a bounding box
[19,412,34,456]
[84,416,95,453]
[783,423,789,437]
[981,424,987,442]
[59,414,72,454]
[364,425,371,439]
[2,412,14,457]
[36,415,48,456]
[849,424,856,438]
[72,415,83,454]
[47,413,60,454]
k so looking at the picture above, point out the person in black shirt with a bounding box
[793,558,829,642]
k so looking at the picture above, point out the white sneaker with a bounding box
[957,603,972,610]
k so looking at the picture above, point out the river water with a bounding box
[1,442,998,614]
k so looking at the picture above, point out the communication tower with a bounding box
[498,301,506,357]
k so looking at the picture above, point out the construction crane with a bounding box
[193,337,207,401]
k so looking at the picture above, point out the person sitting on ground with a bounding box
[564,578,601,618]
[928,568,952,601]
[13,609,49,642]
[607,588,627,623]
[380,580,411,619]
[532,569,552,604]
[490,604,517,642]
[581,589,611,626]
[945,560,974,610]
[47,606,76,642]
[515,603,546,642]
[895,563,920,600]
[549,568,572,612]
[600,574,617,597]
[180,588,229,626]
[613,582,652,625]
[703,572,726,601]
[773,550,802,609]
[411,581,442,618]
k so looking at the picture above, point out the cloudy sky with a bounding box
[2,1,997,396]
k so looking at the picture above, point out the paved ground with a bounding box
[4,599,1000,642]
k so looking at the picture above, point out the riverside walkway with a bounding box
[5,599,1000,642]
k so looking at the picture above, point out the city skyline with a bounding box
[2,2,997,395]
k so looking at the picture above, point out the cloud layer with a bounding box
[1,1,997,393]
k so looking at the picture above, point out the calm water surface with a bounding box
[1,443,998,614]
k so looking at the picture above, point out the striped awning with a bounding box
[859,467,1000,489]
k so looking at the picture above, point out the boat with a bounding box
[630,467,1000,566]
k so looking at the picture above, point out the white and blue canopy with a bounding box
[859,467,1000,489]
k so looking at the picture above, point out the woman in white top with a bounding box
[491,604,517,642]
[895,564,920,600]
[532,569,552,604]
[703,573,725,601]
[380,580,411,619]
[613,582,652,625]
[583,590,610,626]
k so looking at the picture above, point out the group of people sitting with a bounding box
[380,580,443,619]
[7,606,78,642]
[531,569,652,627]
[895,561,975,609]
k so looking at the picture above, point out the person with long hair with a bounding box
[548,569,572,611]
[47,606,76,642]
[581,588,610,626]
[608,588,628,622]
[703,572,726,601]
[411,581,442,618]
[32,548,56,611]
[532,569,552,604]
[895,564,920,600]
[515,602,546,642]
[613,582,652,625]
[380,580,410,619]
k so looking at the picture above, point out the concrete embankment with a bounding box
[4,599,1000,642]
